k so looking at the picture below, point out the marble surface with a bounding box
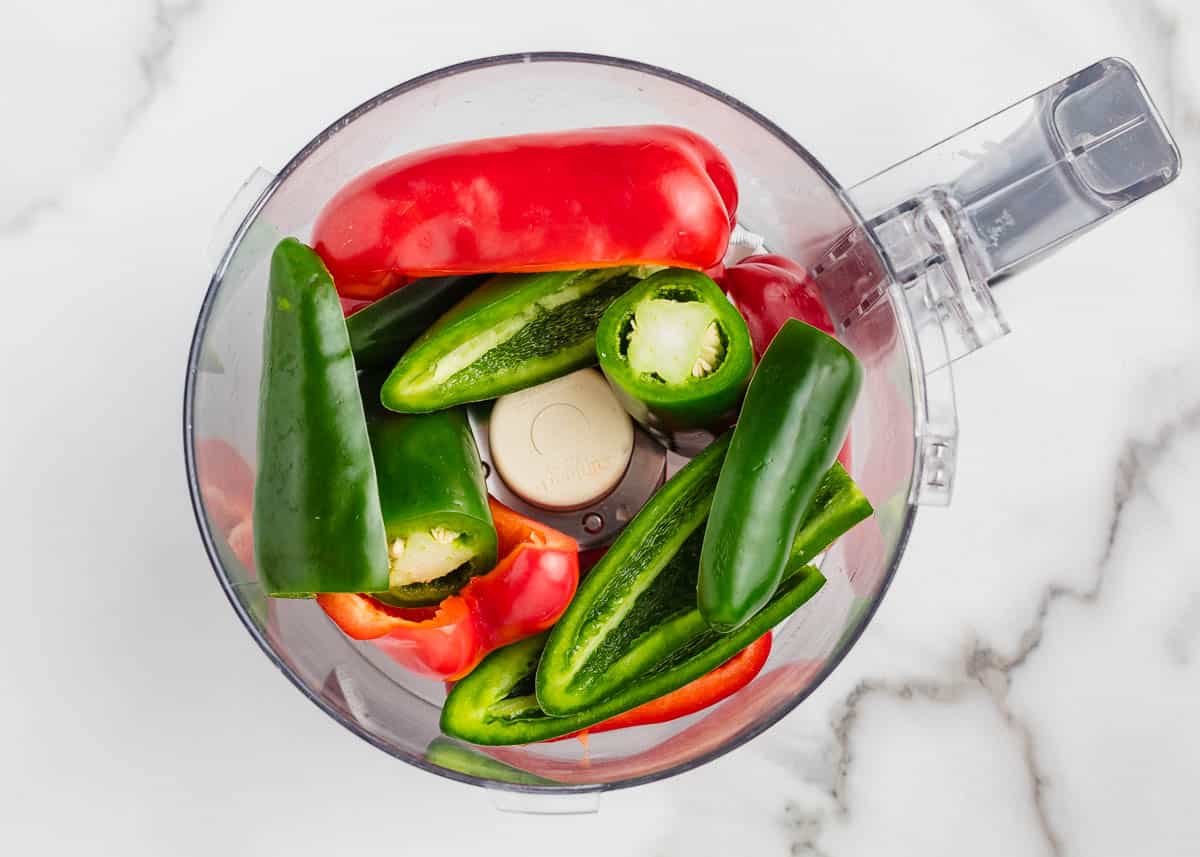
[3,0,1198,854]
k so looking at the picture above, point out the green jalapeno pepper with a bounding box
[699,319,863,632]
[533,432,871,716]
[382,268,641,413]
[346,275,484,372]
[423,737,558,784]
[440,563,824,745]
[535,436,729,715]
[253,239,389,597]
[362,393,497,607]
[596,268,753,431]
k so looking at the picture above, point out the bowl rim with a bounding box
[182,50,919,796]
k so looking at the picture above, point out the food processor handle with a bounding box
[846,57,1181,369]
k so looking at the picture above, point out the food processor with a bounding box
[184,52,1179,809]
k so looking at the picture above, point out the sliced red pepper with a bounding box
[371,598,483,679]
[313,591,436,640]
[484,659,822,784]
[194,437,260,574]
[312,126,738,299]
[317,498,579,680]
[547,633,772,742]
[718,255,850,468]
[194,438,254,537]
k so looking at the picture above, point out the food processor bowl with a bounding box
[184,53,1178,808]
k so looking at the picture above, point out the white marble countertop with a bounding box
[3,0,1198,854]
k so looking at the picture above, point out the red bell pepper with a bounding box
[312,125,738,299]
[194,438,257,572]
[194,438,254,537]
[316,498,579,680]
[547,633,772,742]
[485,659,822,784]
[718,254,834,355]
[339,295,375,317]
[719,255,850,468]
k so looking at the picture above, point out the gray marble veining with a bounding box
[1,0,203,234]
[793,393,1200,856]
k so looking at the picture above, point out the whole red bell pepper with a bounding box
[547,633,772,742]
[316,498,579,680]
[312,125,738,299]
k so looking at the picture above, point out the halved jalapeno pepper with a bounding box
[382,268,642,413]
[253,239,389,597]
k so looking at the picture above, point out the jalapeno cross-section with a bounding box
[596,268,752,432]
